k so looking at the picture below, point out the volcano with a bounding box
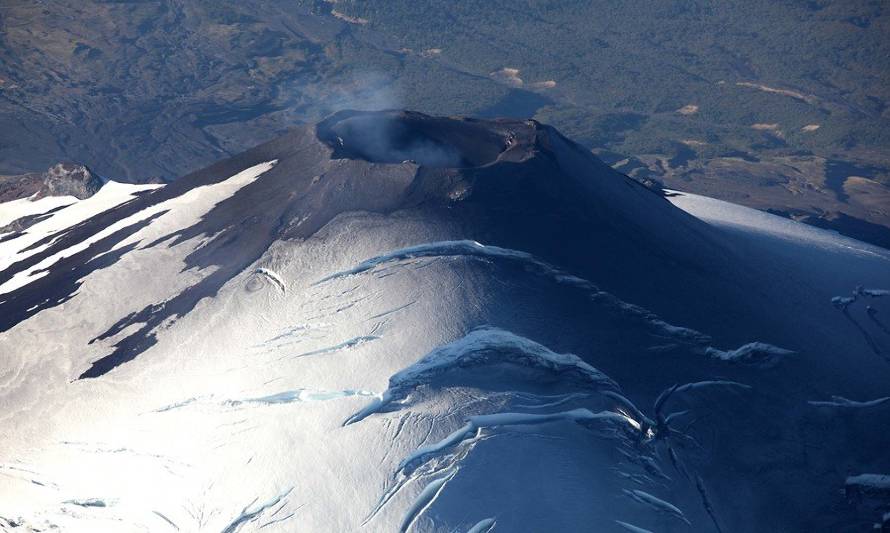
[1,110,888,532]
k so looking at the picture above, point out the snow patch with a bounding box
[220,487,294,533]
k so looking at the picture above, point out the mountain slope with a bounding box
[0,111,888,532]
[3,1,890,250]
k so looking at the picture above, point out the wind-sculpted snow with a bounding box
[694,475,725,533]
[704,342,795,368]
[466,517,497,533]
[344,326,617,425]
[343,326,745,530]
[399,474,454,533]
[252,268,286,293]
[220,488,295,533]
[399,409,635,474]
[808,396,890,408]
[622,489,691,525]
[316,240,709,342]
[348,326,675,530]
[614,519,654,533]
[289,335,380,359]
[603,380,750,451]
[319,240,801,369]
[365,406,645,531]
[669,380,751,395]
[315,240,536,284]
[153,388,376,413]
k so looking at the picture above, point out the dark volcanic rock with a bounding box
[0,162,104,203]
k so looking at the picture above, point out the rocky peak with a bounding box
[0,162,105,203]
[38,162,105,200]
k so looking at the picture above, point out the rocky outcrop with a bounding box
[0,162,104,203]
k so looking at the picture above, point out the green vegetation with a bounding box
[326,0,889,179]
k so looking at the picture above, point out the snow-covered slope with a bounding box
[0,181,164,293]
[1,111,888,532]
